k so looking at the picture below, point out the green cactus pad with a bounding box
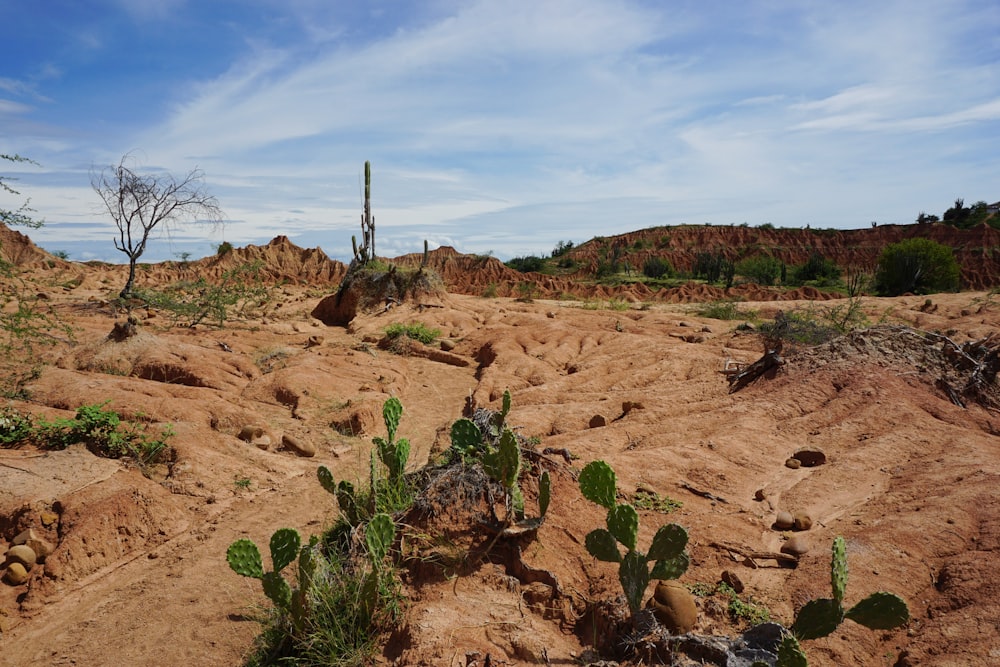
[792,597,845,640]
[366,513,396,564]
[831,535,848,605]
[262,571,292,610]
[579,460,617,510]
[298,534,320,593]
[648,523,688,561]
[450,418,482,456]
[846,592,909,630]
[226,538,264,579]
[269,528,301,573]
[317,465,337,495]
[484,428,521,489]
[650,552,690,580]
[511,484,525,519]
[382,397,403,442]
[776,633,808,667]
[585,528,622,563]
[607,503,640,551]
[538,471,551,518]
[619,549,651,615]
[501,389,512,418]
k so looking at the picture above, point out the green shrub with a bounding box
[874,237,960,296]
[790,253,841,285]
[505,255,545,273]
[383,322,441,345]
[694,300,756,321]
[736,255,782,286]
[642,256,673,279]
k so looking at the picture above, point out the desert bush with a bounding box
[0,401,173,466]
[642,257,673,279]
[790,252,841,285]
[136,262,272,326]
[735,255,782,286]
[505,255,545,273]
[874,237,960,296]
[694,300,756,321]
[383,322,440,345]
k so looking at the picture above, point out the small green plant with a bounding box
[632,487,682,514]
[694,300,756,321]
[449,390,550,532]
[234,475,252,491]
[777,536,909,666]
[216,240,234,256]
[372,397,410,487]
[136,262,272,327]
[383,322,440,345]
[579,460,690,619]
[516,281,538,302]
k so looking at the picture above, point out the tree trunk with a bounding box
[120,259,138,300]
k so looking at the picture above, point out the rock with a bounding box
[281,434,316,457]
[305,335,324,348]
[3,563,28,586]
[781,535,810,557]
[792,512,813,531]
[721,570,744,594]
[546,311,556,318]
[682,334,706,344]
[773,511,794,530]
[648,581,698,634]
[621,401,644,415]
[12,528,38,546]
[784,457,801,470]
[40,511,58,527]
[792,448,827,467]
[237,425,264,442]
[589,414,608,428]
[754,488,766,502]
[440,339,456,351]
[4,545,37,570]
[701,326,713,333]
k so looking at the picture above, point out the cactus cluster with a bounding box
[373,397,410,485]
[449,390,550,529]
[579,460,690,617]
[777,536,910,666]
[226,528,319,633]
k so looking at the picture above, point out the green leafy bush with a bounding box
[874,237,960,296]
[136,262,272,327]
[736,255,782,286]
[383,322,441,345]
[505,255,546,273]
[642,257,673,279]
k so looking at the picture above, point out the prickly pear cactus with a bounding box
[366,513,396,565]
[450,418,483,459]
[538,471,551,518]
[262,570,293,610]
[382,397,402,442]
[607,504,639,552]
[619,550,651,615]
[648,523,690,580]
[585,528,622,563]
[269,527,301,573]
[831,535,848,605]
[317,465,337,495]
[483,428,521,491]
[579,460,617,510]
[791,598,844,640]
[227,538,264,579]
[776,634,808,667]
[489,389,512,436]
[845,591,909,629]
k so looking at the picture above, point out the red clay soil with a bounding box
[1,227,999,666]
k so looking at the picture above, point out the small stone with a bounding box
[784,458,802,470]
[754,489,766,502]
[440,339,456,351]
[721,570,744,594]
[3,563,28,586]
[546,311,556,319]
[12,528,38,546]
[305,335,324,348]
[774,511,794,530]
[589,414,608,428]
[621,401,645,415]
[40,511,58,527]
[4,545,37,570]
[649,581,698,634]
[701,326,713,333]
[781,535,810,557]
[792,512,813,531]
[793,448,827,467]
[237,425,264,443]
[281,434,316,458]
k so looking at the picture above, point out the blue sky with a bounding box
[2,0,1000,263]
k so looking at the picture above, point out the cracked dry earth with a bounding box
[2,278,1000,667]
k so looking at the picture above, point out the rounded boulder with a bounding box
[649,581,698,634]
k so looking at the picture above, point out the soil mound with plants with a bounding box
[1,224,1000,665]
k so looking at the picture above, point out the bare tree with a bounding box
[92,153,224,299]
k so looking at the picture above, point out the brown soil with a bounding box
[1,226,999,666]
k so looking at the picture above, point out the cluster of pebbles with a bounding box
[2,528,55,586]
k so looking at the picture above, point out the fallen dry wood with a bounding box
[709,540,800,567]
[680,481,728,504]
[727,346,784,393]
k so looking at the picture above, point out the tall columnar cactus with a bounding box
[777,536,910,666]
[579,460,690,617]
[226,528,319,633]
[354,160,374,264]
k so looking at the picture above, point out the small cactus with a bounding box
[317,466,363,526]
[449,418,483,460]
[226,538,264,579]
[365,513,396,565]
[579,460,690,618]
[779,536,910,666]
[373,397,409,484]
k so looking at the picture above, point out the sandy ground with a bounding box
[2,258,999,667]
